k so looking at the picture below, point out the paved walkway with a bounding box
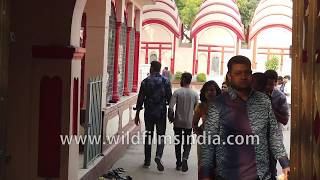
[111,121,198,180]
[110,120,291,180]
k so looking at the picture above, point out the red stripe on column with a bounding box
[145,44,149,64]
[80,13,87,109]
[111,22,121,102]
[38,76,62,177]
[132,31,140,92]
[193,36,197,75]
[171,36,176,73]
[252,37,257,69]
[159,44,162,63]
[280,49,284,71]
[195,60,198,74]
[221,47,225,75]
[236,38,240,55]
[123,27,132,96]
[170,58,174,75]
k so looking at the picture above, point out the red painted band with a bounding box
[251,13,292,27]
[191,21,244,40]
[143,19,181,38]
[141,41,172,45]
[192,10,242,28]
[255,4,292,16]
[154,0,175,10]
[198,44,235,48]
[200,2,240,15]
[143,8,178,25]
[249,24,292,40]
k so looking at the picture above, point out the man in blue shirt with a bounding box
[265,70,289,180]
[134,61,172,172]
[200,56,290,180]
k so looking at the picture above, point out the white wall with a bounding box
[255,27,292,75]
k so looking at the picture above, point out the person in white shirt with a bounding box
[168,72,199,172]
[283,75,291,105]
[283,75,291,130]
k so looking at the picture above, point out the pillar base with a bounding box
[123,89,130,96]
[110,94,119,103]
[132,86,138,93]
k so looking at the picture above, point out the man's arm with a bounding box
[272,91,289,125]
[134,81,146,125]
[273,110,289,125]
[164,79,172,105]
[194,92,199,109]
[278,94,289,116]
[168,91,177,123]
[268,102,290,169]
[200,103,219,179]
[192,105,202,135]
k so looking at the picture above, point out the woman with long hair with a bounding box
[192,80,221,179]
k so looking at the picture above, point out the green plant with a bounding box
[196,73,206,82]
[174,71,183,81]
[265,55,280,70]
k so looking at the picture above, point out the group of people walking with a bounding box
[134,55,290,180]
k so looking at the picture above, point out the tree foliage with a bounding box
[176,0,202,30]
[265,55,280,71]
[175,0,203,42]
[174,0,260,42]
[236,0,260,29]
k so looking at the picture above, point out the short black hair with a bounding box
[252,72,267,91]
[284,75,291,80]
[264,70,278,81]
[200,80,221,102]
[164,67,168,70]
[227,55,251,72]
[151,61,161,72]
[278,76,283,81]
[180,72,192,86]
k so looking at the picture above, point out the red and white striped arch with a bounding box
[141,0,181,73]
[249,0,292,40]
[142,0,181,37]
[249,0,292,72]
[191,0,244,40]
[190,0,244,75]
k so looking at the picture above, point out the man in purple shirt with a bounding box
[200,56,290,180]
